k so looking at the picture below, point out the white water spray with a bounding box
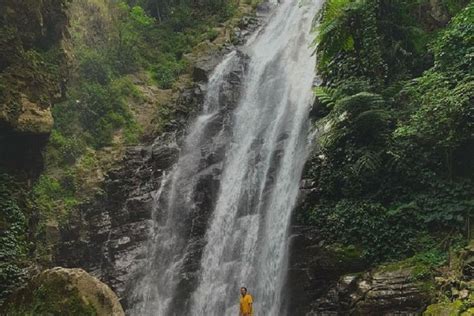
[131,0,322,314]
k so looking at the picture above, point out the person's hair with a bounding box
[241,287,247,291]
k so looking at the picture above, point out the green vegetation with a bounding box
[0,174,28,305]
[303,0,473,265]
[378,247,450,280]
[424,300,473,316]
[39,0,241,215]
[33,174,79,221]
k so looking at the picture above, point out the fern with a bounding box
[315,0,365,69]
[334,92,385,116]
[352,151,382,175]
[314,86,337,109]
[321,0,351,22]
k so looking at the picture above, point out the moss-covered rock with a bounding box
[15,96,54,134]
[0,0,70,173]
[2,267,125,316]
[0,0,69,131]
[423,241,474,316]
[423,300,470,316]
[304,253,437,315]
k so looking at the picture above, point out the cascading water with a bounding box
[130,0,322,314]
[129,52,239,315]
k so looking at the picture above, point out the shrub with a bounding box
[46,130,86,166]
[307,200,422,261]
[78,50,112,85]
[33,175,78,218]
[431,3,474,72]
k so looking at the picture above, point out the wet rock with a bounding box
[354,268,430,315]
[125,194,154,222]
[306,267,432,315]
[193,53,225,82]
[55,144,161,300]
[256,2,275,14]
[151,143,179,170]
[286,227,367,315]
[287,221,433,315]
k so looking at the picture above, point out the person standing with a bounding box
[239,287,253,316]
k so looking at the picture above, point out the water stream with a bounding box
[130,0,322,314]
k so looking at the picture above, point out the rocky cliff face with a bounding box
[0,0,70,174]
[287,226,434,315]
[54,84,204,305]
[307,267,432,315]
[55,46,252,310]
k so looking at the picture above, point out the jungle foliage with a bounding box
[304,0,473,263]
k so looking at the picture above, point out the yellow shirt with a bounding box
[240,294,253,315]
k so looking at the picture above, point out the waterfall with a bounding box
[130,0,322,315]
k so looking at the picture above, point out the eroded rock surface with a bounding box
[287,221,435,315]
[304,266,431,315]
